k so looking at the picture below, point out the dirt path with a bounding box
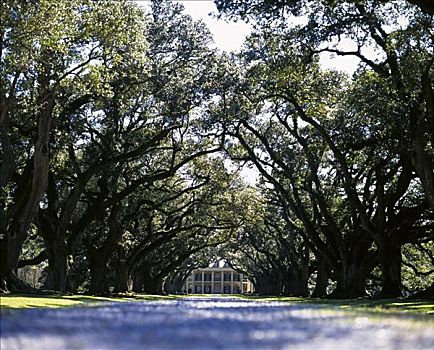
[1,297,433,349]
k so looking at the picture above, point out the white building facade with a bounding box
[183,264,254,294]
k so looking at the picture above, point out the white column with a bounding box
[230,272,234,294]
[201,270,204,294]
[211,271,214,294]
[191,272,195,294]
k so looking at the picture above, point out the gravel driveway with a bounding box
[1,297,433,350]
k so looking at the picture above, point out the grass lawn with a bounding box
[1,293,433,321]
[0,293,179,310]
[239,295,434,317]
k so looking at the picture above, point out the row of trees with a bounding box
[1,0,433,298]
[216,0,434,298]
[1,0,248,295]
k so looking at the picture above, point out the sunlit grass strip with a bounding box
[0,293,180,310]
[0,293,240,310]
[2,293,433,320]
[237,295,434,315]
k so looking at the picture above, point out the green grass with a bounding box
[238,295,434,316]
[0,293,179,310]
[2,293,433,322]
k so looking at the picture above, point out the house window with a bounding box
[195,273,202,281]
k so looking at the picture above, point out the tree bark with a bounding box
[0,104,14,292]
[37,200,71,293]
[283,247,310,297]
[329,260,371,299]
[163,270,186,294]
[0,233,8,293]
[114,245,129,293]
[86,205,122,295]
[131,268,144,293]
[254,274,281,295]
[0,71,21,291]
[311,255,329,297]
[6,90,55,291]
[87,248,110,295]
[377,242,402,298]
[43,234,70,293]
[142,276,164,295]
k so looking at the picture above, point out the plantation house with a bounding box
[183,261,254,294]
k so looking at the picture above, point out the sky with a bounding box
[135,1,251,52]
[135,0,361,184]
[151,1,361,75]
[136,0,361,74]
[180,1,252,52]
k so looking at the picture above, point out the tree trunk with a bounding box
[0,206,9,293]
[131,269,144,293]
[378,243,402,298]
[174,275,188,294]
[412,66,434,211]
[5,269,33,292]
[282,270,309,297]
[114,246,128,293]
[254,275,280,295]
[5,92,55,291]
[142,277,164,295]
[87,249,110,295]
[163,272,181,294]
[312,256,329,297]
[43,234,70,293]
[0,104,14,292]
[86,205,122,295]
[6,229,32,291]
[298,245,310,297]
[329,262,368,298]
[289,279,309,297]
[38,205,71,293]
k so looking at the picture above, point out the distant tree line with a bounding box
[0,0,432,298]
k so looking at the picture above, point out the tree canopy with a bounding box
[1,0,432,298]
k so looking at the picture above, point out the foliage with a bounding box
[0,0,432,299]
[215,0,433,298]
